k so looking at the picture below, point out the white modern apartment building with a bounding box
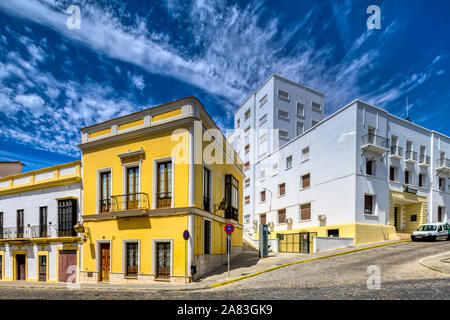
[227,74,325,231]
[0,161,82,282]
[229,76,449,246]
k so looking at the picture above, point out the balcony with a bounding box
[0,225,76,240]
[224,206,239,221]
[390,146,403,160]
[156,192,172,209]
[419,154,431,167]
[436,158,450,173]
[405,150,417,164]
[361,134,389,154]
[110,193,150,212]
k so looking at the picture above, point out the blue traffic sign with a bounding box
[183,230,190,240]
[224,223,234,234]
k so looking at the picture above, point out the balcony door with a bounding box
[17,210,24,238]
[39,207,47,238]
[203,167,211,211]
[157,162,172,208]
[126,167,139,209]
[100,171,111,213]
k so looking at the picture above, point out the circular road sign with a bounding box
[224,223,234,235]
[183,230,190,240]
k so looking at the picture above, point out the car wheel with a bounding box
[430,236,436,242]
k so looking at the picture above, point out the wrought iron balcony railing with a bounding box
[156,192,172,209]
[224,206,239,221]
[0,225,76,240]
[419,154,430,165]
[390,145,403,157]
[405,150,417,162]
[437,158,450,168]
[99,199,112,213]
[362,134,389,149]
[110,193,150,211]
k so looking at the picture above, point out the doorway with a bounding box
[16,254,26,280]
[58,250,77,282]
[39,255,47,281]
[99,243,110,282]
[156,242,171,280]
[394,207,399,231]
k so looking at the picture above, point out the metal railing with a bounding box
[99,199,111,213]
[437,158,450,168]
[390,145,403,157]
[362,134,389,149]
[156,192,172,209]
[110,193,150,211]
[225,206,239,221]
[419,154,430,165]
[0,225,75,239]
[405,150,417,161]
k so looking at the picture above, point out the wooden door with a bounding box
[38,255,47,281]
[156,242,170,279]
[100,244,110,282]
[58,250,77,282]
[16,254,26,280]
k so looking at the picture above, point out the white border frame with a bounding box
[122,239,141,276]
[95,240,112,278]
[122,161,142,210]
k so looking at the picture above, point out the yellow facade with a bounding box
[79,97,244,283]
[389,190,427,234]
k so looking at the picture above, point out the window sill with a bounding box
[364,214,378,218]
[124,276,138,279]
[286,166,292,171]
[301,158,309,163]
[299,187,310,191]
[298,219,311,223]
[277,194,286,198]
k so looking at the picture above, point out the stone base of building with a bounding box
[194,246,243,279]
[79,271,192,284]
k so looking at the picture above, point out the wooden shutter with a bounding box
[302,174,310,188]
[279,183,285,195]
[278,209,286,223]
[300,203,311,220]
[260,214,266,225]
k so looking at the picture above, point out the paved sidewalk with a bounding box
[0,239,409,292]
[419,251,450,274]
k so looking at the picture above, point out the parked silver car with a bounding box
[411,223,450,241]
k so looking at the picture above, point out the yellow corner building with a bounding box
[78,97,245,284]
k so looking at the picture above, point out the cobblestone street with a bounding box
[0,241,449,300]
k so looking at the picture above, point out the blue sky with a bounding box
[0,0,449,172]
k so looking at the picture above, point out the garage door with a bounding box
[58,250,77,282]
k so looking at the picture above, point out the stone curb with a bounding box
[418,252,450,274]
[210,240,411,288]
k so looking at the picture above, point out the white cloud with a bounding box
[14,94,45,114]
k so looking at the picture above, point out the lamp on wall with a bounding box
[74,221,89,241]
[218,199,227,211]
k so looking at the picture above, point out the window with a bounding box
[259,94,267,107]
[203,220,211,254]
[278,209,286,224]
[312,102,322,111]
[300,203,311,220]
[244,161,250,171]
[260,169,266,181]
[0,254,2,279]
[286,155,293,169]
[279,183,286,196]
[17,209,24,238]
[366,160,374,176]
[311,120,319,127]
[58,199,77,237]
[278,89,289,101]
[390,167,396,181]
[100,171,111,213]
[439,178,446,191]
[245,144,250,154]
[244,109,251,121]
[328,229,339,237]
[364,195,374,215]
[302,147,310,162]
[419,173,425,187]
[438,207,444,222]
[296,122,304,136]
[260,214,266,225]
[126,242,138,277]
[225,175,239,220]
[245,195,250,205]
[203,167,211,211]
[260,190,266,203]
[259,132,267,143]
[244,126,250,136]
[279,130,289,140]
[157,161,172,208]
[405,170,410,185]
[236,119,240,128]
[296,102,304,117]
[39,207,48,238]
[244,215,251,224]
[278,109,289,121]
[259,114,267,126]
[410,215,417,222]
[301,174,310,189]
[126,166,139,209]
[244,178,250,188]
[0,212,3,239]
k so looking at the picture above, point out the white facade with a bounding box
[228,74,325,230]
[235,98,449,240]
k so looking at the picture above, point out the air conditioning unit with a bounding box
[318,214,326,221]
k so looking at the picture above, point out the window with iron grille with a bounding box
[39,207,48,238]
[278,209,286,224]
[225,174,239,221]
[126,242,138,277]
[58,199,77,237]
[203,220,211,254]
[300,203,311,220]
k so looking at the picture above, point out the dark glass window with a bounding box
[126,243,138,277]
[203,220,211,254]
[58,199,77,237]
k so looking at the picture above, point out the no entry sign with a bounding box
[183,230,190,240]
[224,223,234,234]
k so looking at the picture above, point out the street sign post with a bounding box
[183,230,190,283]
[224,224,234,279]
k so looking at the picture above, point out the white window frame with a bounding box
[311,101,322,112]
[96,167,113,214]
[152,156,175,209]
[296,121,304,137]
[278,89,289,101]
[279,129,289,141]
[286,155,293,170]
[259,94,267,107]
[259,114,268,126]
[301,147,310,162]
[277,108,290,121]
[296,102,305,117]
